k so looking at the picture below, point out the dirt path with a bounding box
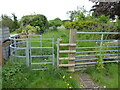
[79,73,100,88]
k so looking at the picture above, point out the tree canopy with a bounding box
[91,1,120,19]
[21,14,49,34]
[0,15,15,32]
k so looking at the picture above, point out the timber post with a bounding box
[68,29,76,72]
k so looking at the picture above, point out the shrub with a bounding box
[21,14,49,34]
[63,20,97,30]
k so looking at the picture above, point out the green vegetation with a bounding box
[2,60,81,88]
[49,18,62,31]
[84,63,118,88]
[2,5,119,88]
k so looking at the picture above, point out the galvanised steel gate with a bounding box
[75,32,120,71]
[10,35,54,70]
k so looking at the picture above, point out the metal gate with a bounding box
[56,30,120,71]
[75,32,120,70]
[10,34,54,70]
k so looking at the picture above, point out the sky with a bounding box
[0,0,94,20]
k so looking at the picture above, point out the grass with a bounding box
[84,63,119,88]
[2,60,81,88]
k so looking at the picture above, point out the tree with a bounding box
[12,13,19,30]
[21,14,49,34]
[0,15,14,32]
[49,18,62,27]
[91,1,120,19]
[67,6,87,21]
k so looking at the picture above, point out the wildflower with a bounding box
[103,86,106,88]
[69,87,72,88]
[69,76,72,79]
[67,83,70,86]
[44,59,46,61]
[62,75,65,79]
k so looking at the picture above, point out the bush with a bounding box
[21,14,49,34]
[49,18,62,31]
[94,15,111,23]
[63,20,97,30]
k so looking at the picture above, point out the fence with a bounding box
[10,34,55,70]
[57,29,120,72]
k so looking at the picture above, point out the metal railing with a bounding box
[10,35,55,70]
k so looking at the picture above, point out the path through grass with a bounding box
[84,63,118,88]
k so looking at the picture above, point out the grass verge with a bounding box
[84,63,118,88]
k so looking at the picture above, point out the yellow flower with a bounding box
[62,75,65,79]
[67,83,69,86]
[44,59,46,61]
[69,76,72,79]
[69,87,72,88]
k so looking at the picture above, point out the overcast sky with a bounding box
[0,0,94,20]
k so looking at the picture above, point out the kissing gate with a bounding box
[10,35,54,70]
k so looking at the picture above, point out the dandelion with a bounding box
[69,76,72,79]
[69,87,72,88]
[62,75,65,79]
[67,83,70,86]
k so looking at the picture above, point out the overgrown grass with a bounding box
[2,60,81,88]
[84,63,118,88]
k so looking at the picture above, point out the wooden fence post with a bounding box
[68,29,76,72]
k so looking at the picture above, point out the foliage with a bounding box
[21,14,49,34]
[2,60,81,88]
[91,2,120,19]
[48,18,62,31]
[0,15,15,32]
[67,6,87,21]
[93,15,111,23]
[22,25,39,34]
[2,61,29,88]
[96,56,104,70]
[12,13,19,30]
[63,20,97,30]
[49,18,62,27]
[115,18,120,30]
